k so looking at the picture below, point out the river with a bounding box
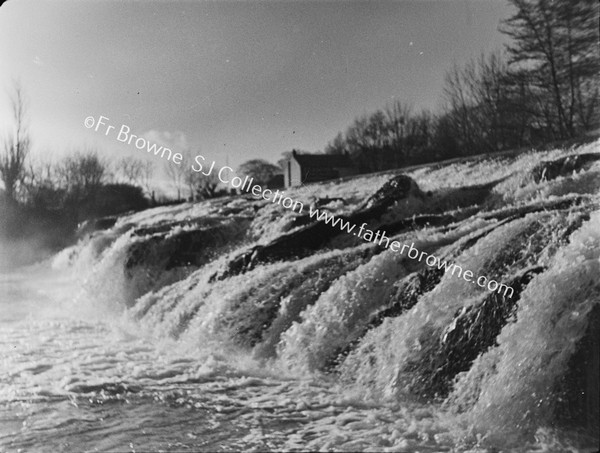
[0,265,461,452]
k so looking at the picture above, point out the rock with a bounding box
[212,180,594,283]
[314,197,346,208]
[361,174,425,211]
[529,153,600,184]
[212,175,423,281]
[397,266,544,400]
[217,249,372,350]
[211,220,336,281]
[379,213,461,237]
[125,221,248,271]
[132,216,233,237]
[76,216,117,239]
[120,220,251,305]
[322,222,510,371]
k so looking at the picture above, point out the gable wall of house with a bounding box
[285,157,303,187]
[284,154,357,188]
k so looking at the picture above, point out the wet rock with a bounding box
[218,249,374,350]
[314,197,346,208]
[76,216,118,239]
[212,182,593,283]
[289,214,314,228]
[435,180,503,211]
[132,216,239,237]
[323,222,512,371]
[380,213,461,237]
[479,195,593,223]
[361,174,425,210]
[406,266,545,399]
[212,175,424,281]
[378,268,444,321]
[401,211,590,399]
[371,220,516,328]
[322,201,590,372]
[211,220,336,281]
[119,220,251,306]
[125,221,248,271]
[322,268,445,373]
[379,193,593,240]
[529,153,600,184]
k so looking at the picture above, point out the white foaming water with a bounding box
[277,218,492,375]
[3,216,596,452]
[462,211,600,444]
[2,144,599,452]
[0,264,466,452]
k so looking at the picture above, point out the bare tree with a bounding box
[22,155,61,208]
[117,156,144,185]
[178,149,220,200]
[186,169,220,200]
[385,100,412,165]
[442,53,517,153]
[164,159,187,201]
[443,62,480,154]
[116,156,155,195]
[324,132,347,155]
[57,150,107,204]
[501,0,599,138]
[0,82,30,203]
[139,160,155,197]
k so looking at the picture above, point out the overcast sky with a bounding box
[0,0,513,171]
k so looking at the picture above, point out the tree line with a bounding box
[323,0,598,172]
[0,84,279,221]
[1,0,597,245]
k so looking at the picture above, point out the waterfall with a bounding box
[50,141,599,449]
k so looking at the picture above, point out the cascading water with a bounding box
[1,140,599,452]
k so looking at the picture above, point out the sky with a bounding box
[0,0,514,174]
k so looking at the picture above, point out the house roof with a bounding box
[292,152,354,168]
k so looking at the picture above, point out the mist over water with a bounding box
[1,143,599,452]
[0,239,53,273]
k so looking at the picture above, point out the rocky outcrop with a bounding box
[530,153,600,184]
[211,173,595,284]
[211,175,425,281]
[76,216,118,239]
[393,209,589,399]
[322,221,513,371]
[360,174,425,210]
[408,266,545,399]
[217,248,376,351]
[125,220,250,272]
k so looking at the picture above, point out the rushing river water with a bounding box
[2,147,600,452]
[0,253,596,453]
[0,265,461,452]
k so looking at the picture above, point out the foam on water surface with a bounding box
[2,141,599,452]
